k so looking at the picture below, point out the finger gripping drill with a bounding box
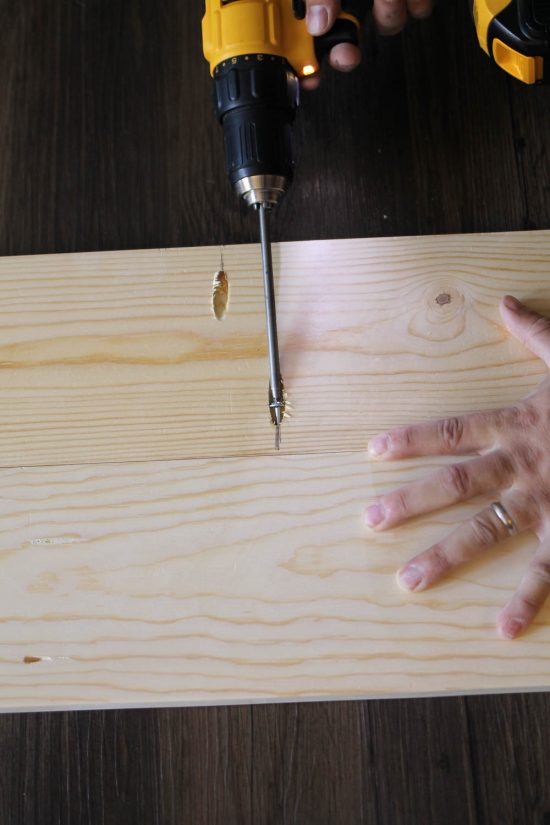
[202,0,366,447]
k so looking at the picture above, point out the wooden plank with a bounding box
[0,450,549,712]
[250,703,371,825]
[465,693,550,824]
[364,697,478,824]
[0,231,548,467]
[1,229,550,711]
[0,700,479,825]
[250,698,478,825]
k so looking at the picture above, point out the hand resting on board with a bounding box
[365,295,550,641]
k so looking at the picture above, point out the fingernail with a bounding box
[368,435,389,457]
[397,565,423,591]
[499,617,525,640]
[365,503,385,527]
[503,295,521,312]
[307,5,329,35]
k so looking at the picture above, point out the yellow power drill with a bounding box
[202,0,366,447]
[473,0,549,83]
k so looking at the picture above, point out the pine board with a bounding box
[0,232,548,467]
[1,230,550,711]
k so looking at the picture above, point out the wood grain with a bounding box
[0,231,549,467]
[0,448,548,712]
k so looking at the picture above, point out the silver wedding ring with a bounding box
[490,501,518,536]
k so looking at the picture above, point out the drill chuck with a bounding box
[213,55,299,207]
[204,0,366,204]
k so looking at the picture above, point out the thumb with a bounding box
[500,295,550,367]
[305,0,340,35]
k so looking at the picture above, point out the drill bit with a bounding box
[257,203,284,450]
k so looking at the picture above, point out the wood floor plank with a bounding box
[465,693,550,825]
[366,697,477,825]
[0,701,479,825]
[249,698,478,825]
[251,702,369,825]
[0,231,548,467]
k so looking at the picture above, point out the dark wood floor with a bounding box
[0,2,549,823]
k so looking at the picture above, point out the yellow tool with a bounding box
[202,0,365,448]
[472,0,549,84]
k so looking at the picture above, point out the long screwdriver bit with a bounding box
[257,203,284,450]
